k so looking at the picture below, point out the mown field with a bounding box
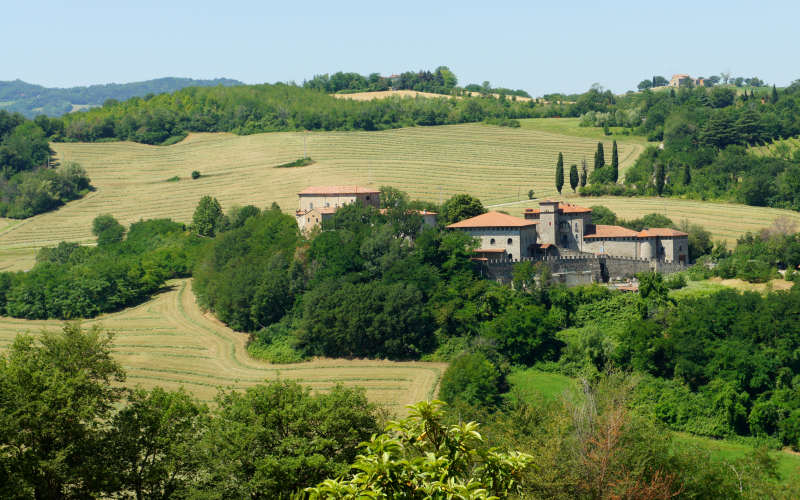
[0,123,644,270]
[0,278,444,408]
[497,196,800,245]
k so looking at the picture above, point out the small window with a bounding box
[490,238,496,245]
[507,238,513,245]
[310,202,314,209]
[366,195,370,200]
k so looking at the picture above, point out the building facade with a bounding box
[296,185,380,232]
[446,212,538,261]
[449,201,689,264]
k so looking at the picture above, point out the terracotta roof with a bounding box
[525,202,592,215]
[584,225,640,239]
[475,248,508,253]
[379,208,438,215]
[317,207,338,215]
[539,243,553,249]
[299,185,379,195]
[447,211,538,229]
[638,228,688,237]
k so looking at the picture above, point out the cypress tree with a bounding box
[569,164,579,192]
[654,162,665,196]
[610,140,619,183]
[580,158,588,187]
[555,153,564,194]
[594,142,605,170]
[683,163,691,186]
[772,84,779,104]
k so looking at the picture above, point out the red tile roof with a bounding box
[584,225,689,239]
[475,248,507,253]
[638,228,689,237]
[525,202,592,215]
[584,225,640,239]
[299,185,379,195]
[447,211,538,229]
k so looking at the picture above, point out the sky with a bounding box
[2,0,798,96]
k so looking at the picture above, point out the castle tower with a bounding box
[538,200,559,245]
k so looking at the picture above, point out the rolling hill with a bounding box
[0,77,242,117]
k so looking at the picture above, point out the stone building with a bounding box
[446,211,538,260]
[449,201,689,264]
[295,185,380,231]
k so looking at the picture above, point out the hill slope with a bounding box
[0,123,643,270]
[0,77,242,117]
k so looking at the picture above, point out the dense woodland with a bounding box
[575,81,800,211]
[56,83,537,144]
[0,111,91,218]
[303,65,531,98]
[0,77,242,117]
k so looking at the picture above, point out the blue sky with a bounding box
[2,0,797,95]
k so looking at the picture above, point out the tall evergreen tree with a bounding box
[555,153,564,194]
[569,164,579,192]
[654,162,665,196]
[610,140,619,183]
[682,164,691,186]
[594,142,605,170]
[772,84,779,104]
[580,158,588,187]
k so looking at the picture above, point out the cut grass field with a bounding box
[331,89,533,102]
[518,118,650,145]
[494,195,800,245]
[0,123,644,271]
[0,278,444,409]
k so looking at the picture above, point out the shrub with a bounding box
[191,170,200,179]
[438,352,505,409]
[664,273,687,290]
[166,175,180,182]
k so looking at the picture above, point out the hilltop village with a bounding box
[294,186,688,284]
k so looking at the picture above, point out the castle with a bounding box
[448,200,688,264]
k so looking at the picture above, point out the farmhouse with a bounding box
[449,200,688,264]
[295,185,437,231]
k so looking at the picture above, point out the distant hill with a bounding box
[0,77,243,117]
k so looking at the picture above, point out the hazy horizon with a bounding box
[3,0,798,96]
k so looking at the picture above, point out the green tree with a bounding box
[771,84,779,104]
[569,163,579,192]
[555,153,564,194]
[0,122,51,178]
[107,387,208,500]
[441,193,486,224]
[92,213,126,246]
[438,352,504,409]
[191,195,223,237]
[654,161,666,196]
[682,163,691,186]
[580,158,588,187]
[611,140,619,182]
[594,142,605,170]
[306,400,534,499]
[590,205,617,225]
[0,324,125,499]
[198,381,380,498]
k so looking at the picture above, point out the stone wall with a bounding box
[476,254,686,286]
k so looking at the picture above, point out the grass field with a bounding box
[0,123,644,270]
[493,195,800,245]
[0,278,444,409]
[506,368,575,402]
[519,118,650,145]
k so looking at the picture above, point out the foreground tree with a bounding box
[306,400,534,499]
[580,158,588,187]
[0,323,125,499]
[197,381,380,498]
[594,142,605,170]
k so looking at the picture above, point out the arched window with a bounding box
[507,238,513,245]
[490,238,496,245]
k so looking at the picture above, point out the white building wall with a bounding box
[464,227,538,260]
[582,238,640,258]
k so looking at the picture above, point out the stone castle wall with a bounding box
[476,254,685,286]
